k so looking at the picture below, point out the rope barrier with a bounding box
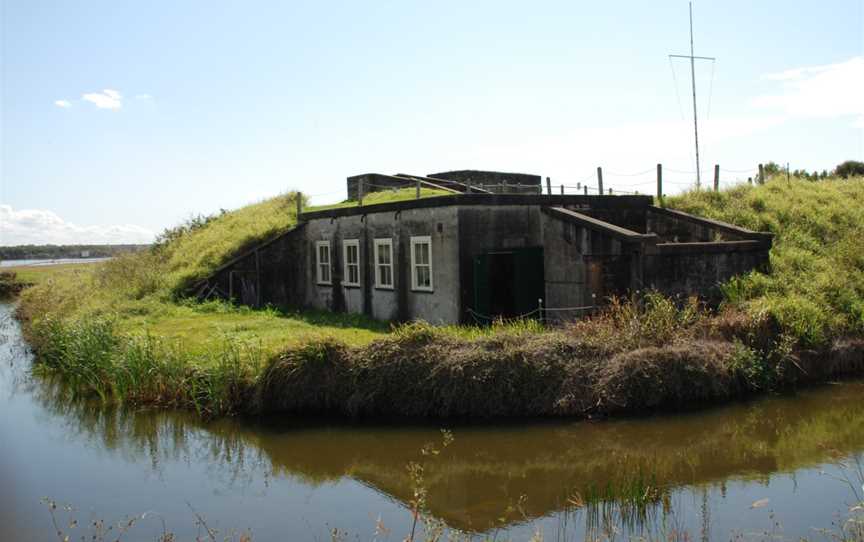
[542,305,596,312]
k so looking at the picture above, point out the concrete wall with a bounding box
[429,170,542,194]
[302,206,461,324]
[204,227,306,308]
[646,207,752,242]
[456,205,631,322]
[645,241,771,301]
[539,212,632,319]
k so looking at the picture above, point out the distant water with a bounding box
[0,257,110,268]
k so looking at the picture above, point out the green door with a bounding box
[513,246,545,317]
[473,253,492,322]
[473,247,544,323]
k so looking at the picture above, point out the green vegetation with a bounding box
[13,175,864,419]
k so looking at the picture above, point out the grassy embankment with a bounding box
[14,177,864,418]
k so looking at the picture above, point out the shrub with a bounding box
[835,160,864,179]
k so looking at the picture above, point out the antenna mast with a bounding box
[669,2,715,189]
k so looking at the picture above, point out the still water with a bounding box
[1,302,862,541]
[0,258,110,268]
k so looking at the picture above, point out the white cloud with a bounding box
[134,93,152,100]
[54,100,72,108]
[82,88,123,110]
[0,205,154,245]
[753,56,864,120]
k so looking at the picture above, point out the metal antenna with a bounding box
[669,2,715,189]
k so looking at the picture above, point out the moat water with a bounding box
[1,302,862,541]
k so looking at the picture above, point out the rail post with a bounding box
[597,167,604,195]
[714,164,720,192]
[415,179,421,199]
[758,163,764,185]
[546,177,551,195]
[657,163,663,202]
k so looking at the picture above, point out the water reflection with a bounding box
[25,362,864,533]
[3,302,864,537]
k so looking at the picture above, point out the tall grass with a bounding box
[30,315,263,416]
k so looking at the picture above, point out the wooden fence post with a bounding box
[296,192,303,219]
[583,185,588,196]
[546,177,551,195]
[415,180,421,199]
[656,164,663,201]
[758,163,764,185]
[714,164,720,192]
[597,167,604,195]
[560,184,564,195]
[358,179,364,206]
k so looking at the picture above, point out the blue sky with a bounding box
[1,0,862,245]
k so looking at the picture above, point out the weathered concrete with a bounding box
[428,170,542,194]
[301,206,461,324]
[199,183,773,325]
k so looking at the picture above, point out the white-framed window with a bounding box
[373,238,394,289]
[342,239,360,286]
[315,241,331,285]
[410,236,433,292]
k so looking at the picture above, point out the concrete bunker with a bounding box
[196,171,773,325]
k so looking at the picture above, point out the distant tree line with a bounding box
[0,244,149,261]
[762,160,864,181]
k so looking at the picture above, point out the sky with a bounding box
[0,0,862,246]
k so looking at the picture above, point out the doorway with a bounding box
[473,247,544,322]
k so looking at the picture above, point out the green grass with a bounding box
[307,186,451,211]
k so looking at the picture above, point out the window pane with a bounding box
[383,266,392,286]
[417,266,430,287]
[420,243,429,265]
